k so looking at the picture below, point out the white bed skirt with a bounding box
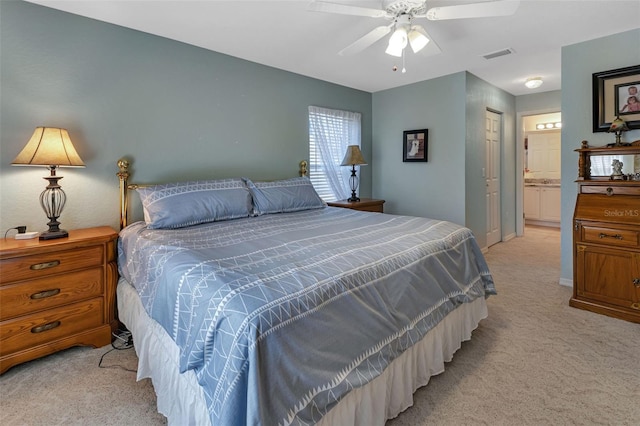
[117,278,488,426]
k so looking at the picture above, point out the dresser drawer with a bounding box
[0,298,104,355]
[581,225,640,248]
[0,268,103,321]
[580,185,640,196]
[0,246,103,285]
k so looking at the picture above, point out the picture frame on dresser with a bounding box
[402,129,428,162]
[592,64,640,132]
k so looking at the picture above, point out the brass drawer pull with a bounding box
[606,187,613,196]
[631,303,640,311]
[598,233,623,240]
[30,260,61,270]
[31,320,61,333]
[30,288,61,299]
[633,278,640,287]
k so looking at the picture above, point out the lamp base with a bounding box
[39,229,68,240]
[348,196,360,202]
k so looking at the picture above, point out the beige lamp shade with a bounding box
[340,145,367,166]
[12,127,85,167]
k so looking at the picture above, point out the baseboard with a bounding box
[525,219,560,228]
[559,278,573,288]
[502,232,516,242]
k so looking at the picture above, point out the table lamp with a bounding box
[12,127,85,240]
[608,116,629,146]
[340,145,367,202]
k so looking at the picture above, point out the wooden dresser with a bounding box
[0,227,118,373]
[571,142,640,323]
[326,198,385,213]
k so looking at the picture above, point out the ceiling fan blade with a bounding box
[338,25,392,56]
[421,0,520,20]
[308,1,387,18]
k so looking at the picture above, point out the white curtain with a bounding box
[308,106,362,201]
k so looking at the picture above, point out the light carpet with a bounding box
[1,226,638,425]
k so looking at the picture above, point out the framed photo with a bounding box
[592,65,640,132]
[402,129,428,162]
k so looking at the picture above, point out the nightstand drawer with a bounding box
[0,298,104,355]
[0,268,104,321]
[0,246,103,284]
[582,226,639,248]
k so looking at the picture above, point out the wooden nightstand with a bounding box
[327,198,385,213]
[0,227,118,374]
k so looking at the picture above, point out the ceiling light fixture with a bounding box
[385,14,429,58]
[536,122,561,130]
[385,26,408,57]
[525,77,543,89]
[408,25,430,53]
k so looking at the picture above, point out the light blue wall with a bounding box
[516,91,561,113]
[0,1,372,231]
[560,28,640,282]
[372,72,467,224]
[372,72,516,248]
[465,73,517,248]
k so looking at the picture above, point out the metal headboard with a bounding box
[117,158,309,230]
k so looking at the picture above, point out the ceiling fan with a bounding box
[309,0,520,57]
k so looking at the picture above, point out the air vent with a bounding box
[482,48,515,60]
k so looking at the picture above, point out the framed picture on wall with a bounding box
[402,129,428,162]
[592,65,640,132]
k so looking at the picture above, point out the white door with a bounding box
[527,132,561,179]
[545,134,562,179]
[486,110,502,247]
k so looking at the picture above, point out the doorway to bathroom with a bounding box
[517,111,562,235]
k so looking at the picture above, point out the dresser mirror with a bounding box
[576,142,640,180]
[589,154,639,177]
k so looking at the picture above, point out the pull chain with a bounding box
[402,49,407,73]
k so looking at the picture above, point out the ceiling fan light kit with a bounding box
[385,14,430,57]
[386,24,409,57]
[408,25,429,53]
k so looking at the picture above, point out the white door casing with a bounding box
[486,110,502,247]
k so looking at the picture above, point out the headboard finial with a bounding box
[117,158,131,230]
[299,160,308,177]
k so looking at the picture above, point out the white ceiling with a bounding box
[25,0,640,95]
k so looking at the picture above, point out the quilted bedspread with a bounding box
[118,207,495,425]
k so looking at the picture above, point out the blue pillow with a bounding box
[136,178,251,229]
[243,177,325,215]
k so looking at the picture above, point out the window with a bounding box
[308,106,362,202]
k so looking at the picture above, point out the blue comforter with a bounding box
[118,207,495,425]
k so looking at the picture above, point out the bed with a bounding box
[115,158,496,425]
